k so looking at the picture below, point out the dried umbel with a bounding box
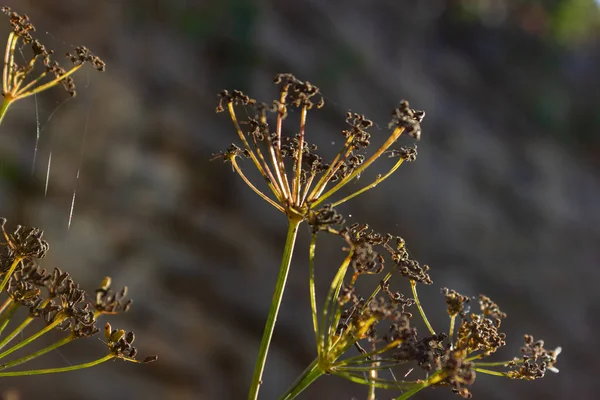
[0,218,156,377]
[0,6,105,125]
[215,73,422,220]
[280,215,560,399]
[219,74,425,400]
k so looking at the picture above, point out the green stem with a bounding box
[308,234,319,351]
[330,158,405,208]
[0,256,23,294]
[448,314,456,349]
[410,280,435,335]
[311,126,405,207]
[368,363,377,400]
[0,334,75,370]
[0,302,19,338]
[0,316,34,352]
[0,317,64,360]
[0,354,114,376]
[474,367,508,377]
[395,370,444,400]
[0,95,12,128]
[248,217,302,400]
[321,253,352,353]
[279,358,323,400]
[473,359,520,367]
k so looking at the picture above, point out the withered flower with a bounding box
[0,6,105,125]
[216,73,422,221]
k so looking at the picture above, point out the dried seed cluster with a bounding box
[1,6,104,100]
[0,218,156,371]
[216,73,423,218]
[306,212,559,398]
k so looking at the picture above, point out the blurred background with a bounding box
[0,0,598,399]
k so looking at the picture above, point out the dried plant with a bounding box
[0,6,105,125]
[0,219,156,377]
[216,73,422,399]
[280,217,560,399]
[216,75,560,399]
[0,5,155,384]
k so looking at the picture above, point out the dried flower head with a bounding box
[285,216,560,400]
[0,6,105,123]
[216,73,423,221]
[0,218,155,377]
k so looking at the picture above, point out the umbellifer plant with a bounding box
[0,6,156,381]
[216,74,560,399]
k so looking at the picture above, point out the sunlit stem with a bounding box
[312,127,405,208]
[0,354,115,376]
[330,158,405,208]
[271,97,293,200]
[10,56,36,94]
[307,135,354,201]
[248,217,302,400]
[474,368,509,377]
[16,65,83,100]
[0,316,65,360]
[275,91,287,149]
[0,302,19,337]
[336,363,401,372]
[0,334,75,370]
[2,32,17,94]
[308,234,319,351]
[231,157,285,213]
[0,297,13,315]
[0,256,23,294]
[0,94,14,128]
[337,372,412,390]
[368,364,378,400]
[321,253,353,353]
[299,170,316,206]
[250,129,285,204]
[14,71,47,98]
[266,139,291,203]
[464,353,484,362]
[395,370,444,400]
[472,359,521,367]
[292,106,308,205]
[410,280,435,335]
[226,102,284,202]
[361,271,391,313]
[448,314,456,349]
[334,339,402,368]
[279,358,323,400]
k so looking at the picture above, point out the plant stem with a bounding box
[0,334,74,370]
[395,370,443,400]
[0,95,12,128]
[0,354,114,376]
[0,316,33,352]
[410,280,435,335]
[368,362,377,400]
[0,256,22,294]
[308,234,319,350]
[0,317,64,360]
[279,358,323,400]
[0,302,19,338]
[248,217,302,400]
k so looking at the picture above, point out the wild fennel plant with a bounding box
[0,6,155,381]
[216,74,560,399]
